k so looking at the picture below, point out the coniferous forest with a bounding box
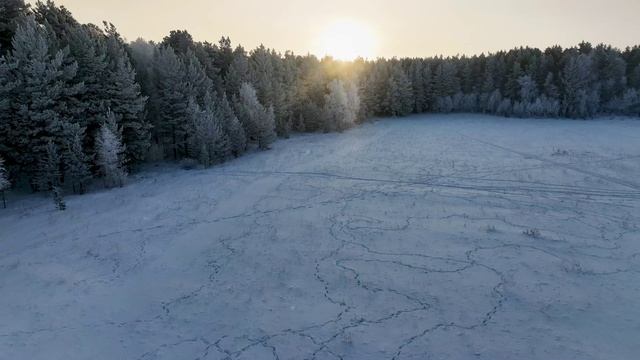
[2,0,640,205]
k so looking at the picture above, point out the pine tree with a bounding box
[238,82,276,149]
[506,62,523,100]
[0,56,17,159]
[152,46,191,159]
[387,63,413,116]
[345,81,361,124]
[65,24,109,131]
[96,111,127,187]
[562,54,599,118]
[0,0,29,54]
[4,15,83,184]
[518,75,538,103]
[52,185,66,211]
[36,141,62,192]
[323,79,350,132]
[433,61,460,99]
[186,94,229,166]
[323,79,360,132]
[543,72,559,99]
[218,94,246,157]
[225,45,249,98]
[103,27,149,164]
[410,61,427,113]
[0,156,9,208]
[161,29,194,55]
[258,105,277,150]
[62,122,91,194]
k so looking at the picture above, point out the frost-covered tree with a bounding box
[433,61,460,100]
[0,0,29,53]
[3,15,83,184]
[237,82,276,149]
[152,45,191,158]
[225,45,249,97]
[186,94,230,166]
[323,79,359,132]
[345,81,361,123]
[36,140,62,192]
[248,45,294,136]
[52,186,65,211]
[0,56,16,157]
[96,111,127,187]
[562,54,599,118]
[103,26,149,163]
[218,94,246,157]
[518,75,538,103]
[62,122,91,194]
[386,63,413,116]
[64,24,109,130]
[0,156,10,208]
[161,30,194,55]
[486,89,503,114]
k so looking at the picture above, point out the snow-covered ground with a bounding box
[1,114,640,360]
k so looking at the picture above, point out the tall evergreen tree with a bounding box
[323,79,358,132]
[102,23,150,164]
[218,94,246,157]
[62,122,91,194]
[0,0,29,53]
[562,54,599,118]
[387,63,413,116]
[96,111,127,187]
[238,82,276,150]
[3,15,83,185]
[186,94,229,166]
[225,45,249,97]
[0,155,9,208]
[36,140,62,191]
[152,45,190,158]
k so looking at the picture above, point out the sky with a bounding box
[29,0,640,58]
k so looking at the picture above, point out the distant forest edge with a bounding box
[1,0,640,208]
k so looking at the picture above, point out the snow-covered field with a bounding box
[1,114,640,360]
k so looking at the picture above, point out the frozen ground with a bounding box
[1,114,640,360]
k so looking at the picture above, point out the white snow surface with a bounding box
[1,114,640,360]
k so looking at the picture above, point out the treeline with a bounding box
[361,43,640,119]
[1,0,640,208]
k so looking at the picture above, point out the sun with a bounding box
[316,19,377,61]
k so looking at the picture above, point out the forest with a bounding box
[2,0,640,208]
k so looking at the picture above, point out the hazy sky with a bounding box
[31,0,640,58]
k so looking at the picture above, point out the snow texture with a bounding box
[1,114,640,359]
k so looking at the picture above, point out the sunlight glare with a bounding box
[316,19,377,61]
